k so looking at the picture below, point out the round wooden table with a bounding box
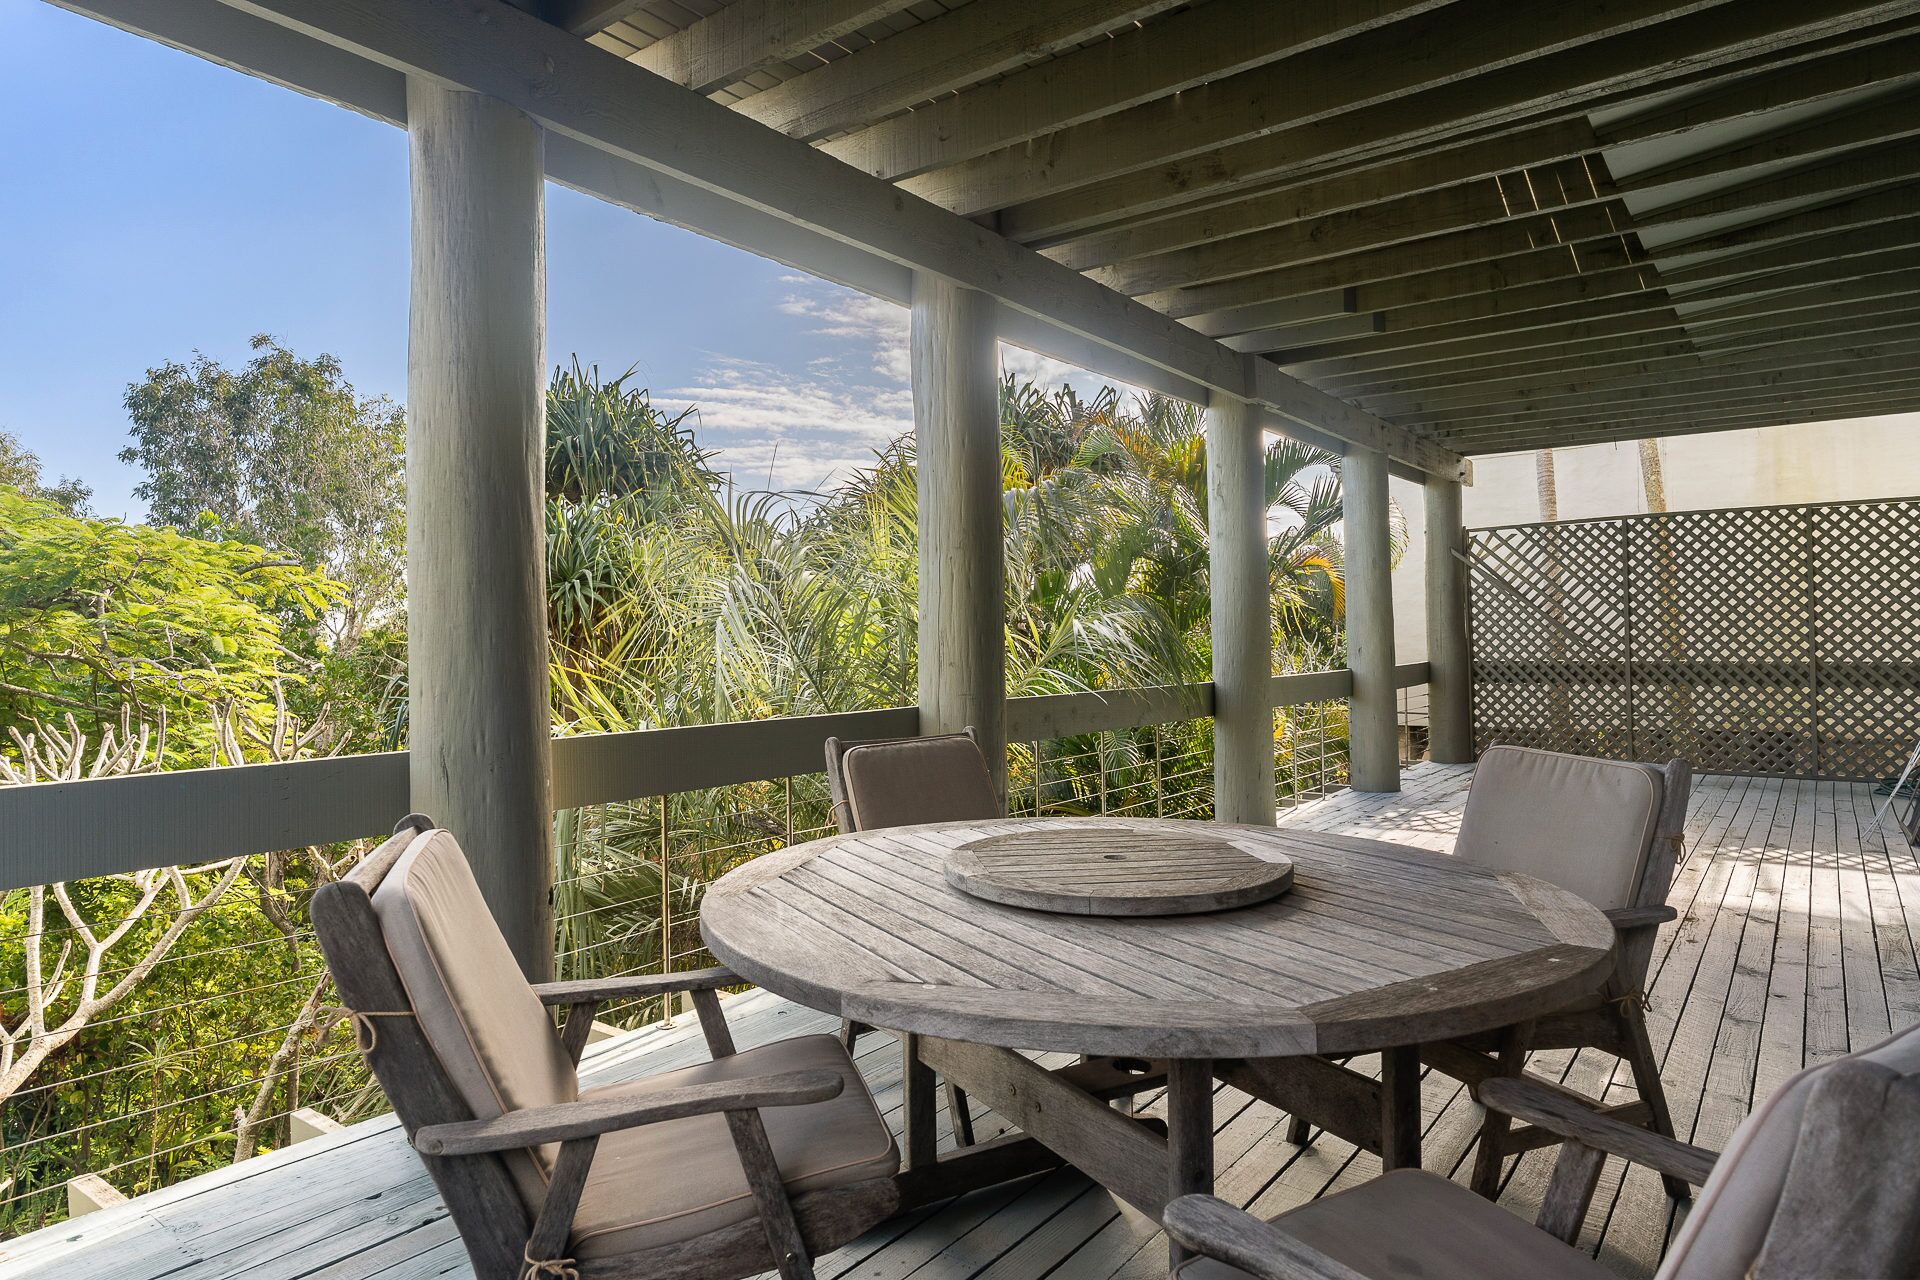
[700,816,1615,1246]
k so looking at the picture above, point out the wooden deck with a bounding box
[6,762,1917,1280]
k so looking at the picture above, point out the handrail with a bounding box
[0,668,1422,888]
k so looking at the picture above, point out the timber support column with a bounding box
[1344,446,1399,792]
[1424,475,1473,763]
[911,273,1007,803]
[1208,398,1275,824]
[406,80,553,977]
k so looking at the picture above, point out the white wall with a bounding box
[1387,412,1920,662]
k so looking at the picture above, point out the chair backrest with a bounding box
[1618,757,1690,990]
[312,821,568,1220]
[1453,745,1672,913]
[1659,1020,1920,1280]
[823,728,1000,833]
[310,818,543,1277]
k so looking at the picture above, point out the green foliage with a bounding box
[0,357,1364,1237]
[120,335,405,646]
[0,430,91,516]
[0,489,339,767]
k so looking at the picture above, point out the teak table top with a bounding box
[701,816,1614,1059]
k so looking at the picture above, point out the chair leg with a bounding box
[1471,1022,1532,1199]
[1285,1114,1313,1145]
[1619,1000,1690,1202]
[947,1081,976,1147]
[839,1018,866,1052]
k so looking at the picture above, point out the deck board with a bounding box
[5,762,1915,1280]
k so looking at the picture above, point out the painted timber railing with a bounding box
[0,667,1425,1232]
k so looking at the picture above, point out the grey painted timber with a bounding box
[0,670,1430,890]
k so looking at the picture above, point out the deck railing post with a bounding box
[1208,397,1276,824]
[1424,475,1473,763]
[1345,446,1400,792]
[404,79,553,978]
[910,273,1008,804]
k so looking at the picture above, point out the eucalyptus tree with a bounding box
[121,335,404,647]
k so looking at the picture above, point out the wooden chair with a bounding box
[823,728,998,1145]
[311,816,900,1280]
[1417,746,1693,1201]
[1164,1018,1920,1280]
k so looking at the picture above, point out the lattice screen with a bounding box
[1468,497,1920,780]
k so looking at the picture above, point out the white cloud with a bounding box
[664,277,1158,494]
[662,279,914,492]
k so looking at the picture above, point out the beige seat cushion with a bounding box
[842,734,999,830]
[1176,1169,1614,1280]
[371,828,576,1204]
[569,1034,899,1258]
[1454,745,1661,910]
[1659,1021,1920,1280]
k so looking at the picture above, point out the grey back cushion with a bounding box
[1660,1021,1920,1279]
[1453,745,1662,911]
[842,734,1000,830]
[371,828,576,1205]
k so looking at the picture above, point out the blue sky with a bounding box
[1,0,1103,520]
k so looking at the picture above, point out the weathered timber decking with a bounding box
[5,763,1917,1280]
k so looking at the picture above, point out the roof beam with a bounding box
[1087,160,1608,295]
[1139,202,1638,318]
[1270,263,1920,364]
[1655,178,1920,256]
[999,13,1920,242]
[626,0,920,95]
[1284,311,1690,380]
[1027,120,1601,255]
[1439,374,1920,446]
[1192,206,1920,344]
[1633,138,1920,230]
[545,0,645,37]
[196,0,1461,479]
[728,0,1185,142]
[904,0,1752,215]
[821,0,1453,181]
[1613,83,1920,193]
[904,0,1906,216]
[1355,321,1920,411]
[1601,27,1920,144]
[1317,307,1920,396]
[1455,388,1920,452]
[1398,343,1920,424]
[1674,244,1920,310]
[1658,210,1920,287]
[1186,238,1643,337]
[1349,310,1920,400]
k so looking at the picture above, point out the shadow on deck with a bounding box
[5,763,1915,1280]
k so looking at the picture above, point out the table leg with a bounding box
[1379,1045,1422,1172]
[902,1033,939,1170]
[1470,1021,1533,1197]
[1166,1057,1215,1268]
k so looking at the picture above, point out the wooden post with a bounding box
[1208,398,1275,825]
[1424,475,1474,763]
[1344,446,1399,792]
[406,79,554,978]
[911,273,1008,802]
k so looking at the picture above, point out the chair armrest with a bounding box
[532,965,740,1007]
[1162,1196,1369,1280]
[1603,904,1678,931]
[1478,1076,1717,1186]
[412,1068,845,1156]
